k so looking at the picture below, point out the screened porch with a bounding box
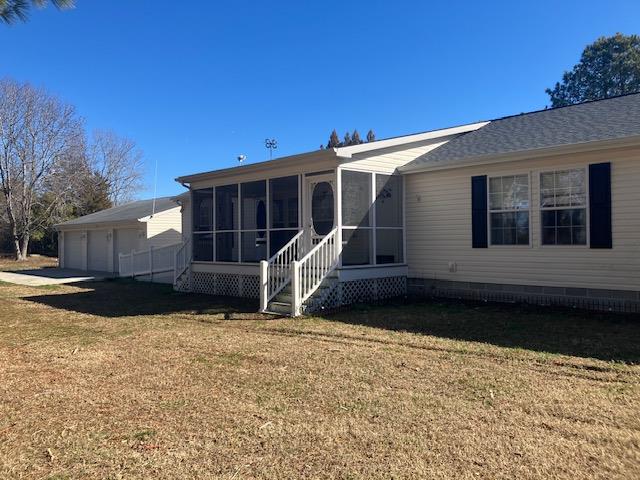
[189,168,405,269]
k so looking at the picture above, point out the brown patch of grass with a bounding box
[0,281,639,479]
[0,255,58,272]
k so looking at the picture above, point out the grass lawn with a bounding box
[1,258,639,479]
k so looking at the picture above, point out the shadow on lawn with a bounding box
[324,300,640,364]
[26,279,259,318]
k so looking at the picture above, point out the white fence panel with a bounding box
[119,243,182,284]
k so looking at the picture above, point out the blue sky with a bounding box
[2,0,639,198]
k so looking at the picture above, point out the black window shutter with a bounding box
[471,175,488,248]
[589,162,612,249]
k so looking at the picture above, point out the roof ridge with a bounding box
[492,91,640,122]
[400,92,640,173]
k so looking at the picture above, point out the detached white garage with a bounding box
[55,197,183,273]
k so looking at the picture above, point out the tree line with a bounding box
[0,78,144,260]
[322,129,375,149]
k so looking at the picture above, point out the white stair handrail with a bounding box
[291,227,339,316]
[173,239,191,283]
[260,230,305,311]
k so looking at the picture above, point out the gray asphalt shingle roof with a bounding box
[400,93,640,172]
[57,197,178,227]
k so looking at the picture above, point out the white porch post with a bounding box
[336,168,343,267]
[259,260,268,312]
[291,260,301,316]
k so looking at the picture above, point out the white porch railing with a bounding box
[119,243,182,283]
[173,239,191,283]
[291,227,339,316]
[260,230,305,311]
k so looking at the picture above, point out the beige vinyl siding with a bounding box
[146,207,183,248]
[405,145,640,291]
[344,137,454,173]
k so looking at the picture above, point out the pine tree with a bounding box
[366,129,376,142]
[546,33,640,107]
[351,130,362,145]
[327,129,341,149]
[76,173,113,216]
[343,131,352,146]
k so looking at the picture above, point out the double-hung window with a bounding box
[540,169,587,245]
[489,174,530,245]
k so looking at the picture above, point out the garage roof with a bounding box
[56,197,179,228]
[400,92,640,172]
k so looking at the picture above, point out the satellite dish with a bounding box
[237,154,247,164]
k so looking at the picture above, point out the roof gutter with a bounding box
[398,134,640,174]
[54,219,143,230]
[175,149,337,185]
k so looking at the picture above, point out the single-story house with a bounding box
[172,93,640,315]
[55,197,182,273]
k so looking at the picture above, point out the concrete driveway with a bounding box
[0,268,114,286]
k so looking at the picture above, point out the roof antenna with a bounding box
[151,156,158,217]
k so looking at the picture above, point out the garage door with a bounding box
[87,230,109,272]
[114,228,140,271]
[63,231,84,270]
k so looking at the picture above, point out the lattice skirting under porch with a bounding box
[190,271,260,298]
[174,270,191,292]
[304,276,407,315]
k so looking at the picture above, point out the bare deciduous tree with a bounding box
[88,130,145,206]
[0,78,83,260]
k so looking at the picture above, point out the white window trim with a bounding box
[538,167,590,248]
[487,172,532,248]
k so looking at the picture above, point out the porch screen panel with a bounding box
[216,232,238,262]
[342,171,371,227]
[375,175,403,227]
[242,231,267,262]
[192,188,214,261]
[376,230,403,264]
[193,233,213,262]
[341,170,373,266]
[375,174,404,264]
[342,229,371,266]
[215,184,239,262]
[269,176,299,256]
[193,188,213,231]
[269,176,299,229]
[269,230,298,257]
[241,180,267,262]
[216,184,238,230]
